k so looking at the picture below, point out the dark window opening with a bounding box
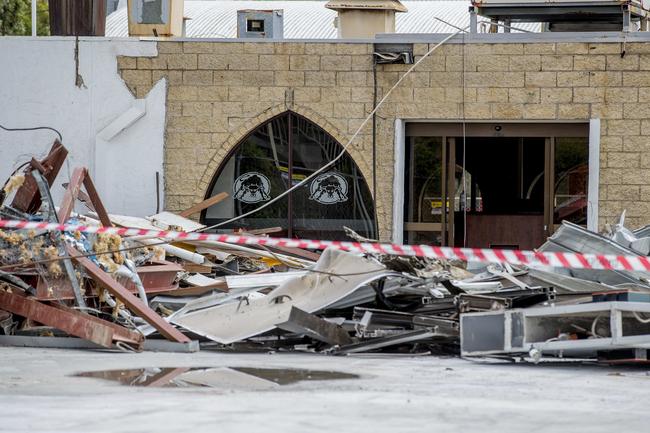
[247,19,265,32]
[203,112,377,241]
[553,137,589,226]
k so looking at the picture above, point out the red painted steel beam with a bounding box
[0,290,143,349]
[69,247,190,343]
[82,173,112,226]
[57,167,85,224]
[12,140,68,213]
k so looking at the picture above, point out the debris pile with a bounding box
[1,140,650,364]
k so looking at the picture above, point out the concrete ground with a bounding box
[1,347,649,433]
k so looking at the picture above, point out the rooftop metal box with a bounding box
[237,10,284,39]
[127,0,184,37]
[472,0,650,31]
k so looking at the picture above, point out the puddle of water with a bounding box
[74,367,358,389]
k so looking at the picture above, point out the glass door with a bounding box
[403,137,455,245]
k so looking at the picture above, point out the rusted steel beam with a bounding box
[0,290,143,349]
[82,173,112,226]
[58,167,111,226]
[69,247,190,343]
[128,261,183,294]
[12,140,68,213]
[36,261,182,300]
[57,167,85,224]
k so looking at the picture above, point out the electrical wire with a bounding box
[633,311,650,324]
[0,26,470,272]
[0,237,173,272]
[0,231,387,279]
[0,123,63,142]
[197,27,469,233]
[591,315,603,338]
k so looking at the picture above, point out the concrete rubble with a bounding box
[1,140,650,369]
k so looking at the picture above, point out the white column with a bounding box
[392,119,405,243]
[31,0,37,36]
[588,119,601,233]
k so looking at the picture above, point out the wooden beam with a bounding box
[267,245,321,262]
[68,247,190,343]
[179,192,228,218]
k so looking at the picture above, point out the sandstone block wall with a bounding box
[118,40,650,239]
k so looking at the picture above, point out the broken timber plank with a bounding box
[238,227,283,236]
[179,192,228,218]
[268,245,321,262]
[0,290,143,350]
[68,247,190,343]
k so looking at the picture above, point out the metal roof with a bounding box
[106,0,537,39]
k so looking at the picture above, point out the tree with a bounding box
[0,0,29,35]
[0,0,49,36]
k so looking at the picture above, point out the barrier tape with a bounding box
[1,218,649,272]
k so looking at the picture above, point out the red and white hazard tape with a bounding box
[1,218,649,272]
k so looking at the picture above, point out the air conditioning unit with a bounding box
[474,0,649,6]
[472,0,650,32]
[237,10,284,39]
[127,0,184,37]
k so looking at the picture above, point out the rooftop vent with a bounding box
[237,10,284,39]
[471,0,650,32]
[325,0,407,39]
[127,0,184,37]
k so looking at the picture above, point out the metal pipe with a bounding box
[115,259,148,306]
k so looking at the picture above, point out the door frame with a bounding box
[393,119,600,245]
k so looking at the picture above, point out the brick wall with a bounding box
[118,40,650,239]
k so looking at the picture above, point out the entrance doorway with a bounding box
[403,123,589,250]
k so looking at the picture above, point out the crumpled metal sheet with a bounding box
[538,221,650,287]
[171,248,397,344]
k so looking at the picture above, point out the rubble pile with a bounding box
[1,140,650,363]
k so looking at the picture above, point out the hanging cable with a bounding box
[198,27,469,233]
[0,123,63,142]
[372,56,379,239]
[461,24,468,248]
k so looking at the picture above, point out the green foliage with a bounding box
[0,0,49,36]
[0,0,28,35]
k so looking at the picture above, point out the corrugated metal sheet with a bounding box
[106,1,538,38]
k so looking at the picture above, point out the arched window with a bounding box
[202,112,377,240]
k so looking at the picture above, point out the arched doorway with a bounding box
[202,111,377,240]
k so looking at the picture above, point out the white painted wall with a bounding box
[0,37,165,217]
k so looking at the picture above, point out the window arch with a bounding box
[202,112,377,240]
